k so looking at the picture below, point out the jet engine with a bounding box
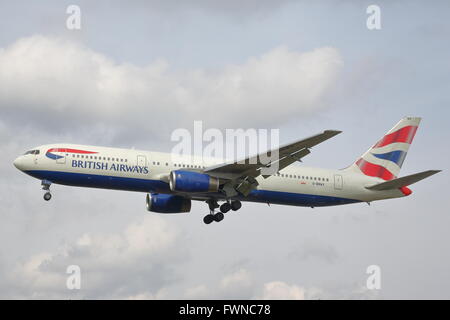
[169,170,219,193]
[146,193,191,213]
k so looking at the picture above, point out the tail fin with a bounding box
[348,117,421,180]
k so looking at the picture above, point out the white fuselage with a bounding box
[13,143,407,208]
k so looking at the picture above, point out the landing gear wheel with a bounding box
[214,212,224,222]
[230,200,242,211]
[220,202,231,213]
[43,192,52,201]
[203,214,214,225]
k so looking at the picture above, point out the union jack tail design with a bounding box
[349,117,421,180]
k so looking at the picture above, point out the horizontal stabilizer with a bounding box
[365,170,441,191]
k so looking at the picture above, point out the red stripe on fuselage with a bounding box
[355,158,395,180]
[47,148,98,154]
[373,125,418,148]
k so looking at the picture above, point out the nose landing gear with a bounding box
[43,192,52,201]
[41,180,52,201]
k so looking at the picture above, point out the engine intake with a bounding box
[169,170,219,193]
[146,193,191,213]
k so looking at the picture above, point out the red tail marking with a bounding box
[373,126,418,148]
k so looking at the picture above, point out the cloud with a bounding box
[259,281,305,300]
[288,238,339,264]
[219,268,254,299]
[93,0,297,16]
[184,284,210,299]
[0,35,342,144]
[185,268,375,300]
[2,215,186,299]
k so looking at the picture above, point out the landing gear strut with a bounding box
[203,199,242,224]
[42,180,52,201]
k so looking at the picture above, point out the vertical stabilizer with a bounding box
[347,117,421,180]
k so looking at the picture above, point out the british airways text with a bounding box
[72,160,149,174]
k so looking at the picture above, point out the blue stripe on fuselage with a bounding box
[244,189,360,207]
[24,170,361,207]
[25,170,170,193]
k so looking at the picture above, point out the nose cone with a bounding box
[13,156,25,171]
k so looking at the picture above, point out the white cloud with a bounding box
[126,289,168,300]
[184,284,210,299]
[219,268,254,299]
[186,269,371,300]
[0,35,342,142]
[4,215,185,299]
[220,268,252,289]
[259,281,306,300]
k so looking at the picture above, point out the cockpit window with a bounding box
[24,150,40,155]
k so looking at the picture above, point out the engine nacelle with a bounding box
[146,193,191,213]
[169,170,219,193]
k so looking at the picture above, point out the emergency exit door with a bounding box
[137,155,147,167]
[334,174,343,190]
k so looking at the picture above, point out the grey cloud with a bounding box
[288,238,339,264]
[1,0,449,300]
[0,36,342,147]
[1,216,187,299]
[87,0,297,16]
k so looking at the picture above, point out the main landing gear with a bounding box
[203,199,242,224]
[42,180,52,201]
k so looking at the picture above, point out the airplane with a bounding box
[13,117,440,224]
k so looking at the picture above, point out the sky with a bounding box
[0,0,449,299]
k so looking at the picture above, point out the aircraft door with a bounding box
[33,150,39,165]
[334,174,343,190]
[137,155,147,167]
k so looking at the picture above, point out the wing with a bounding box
[204,130,342,196]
